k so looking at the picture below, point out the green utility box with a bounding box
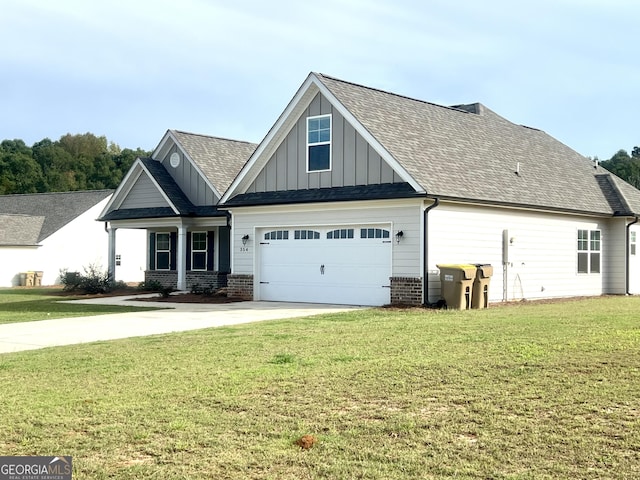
[436,264,477,310]
[471,264,493,309]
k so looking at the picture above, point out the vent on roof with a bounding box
[450,103,483,115]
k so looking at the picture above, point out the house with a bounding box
[218,73,640,306]
[0,190,145,287]
[100,73,640,307]
[98,130,257,291]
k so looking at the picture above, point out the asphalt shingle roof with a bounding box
[139,157,196,214]
[171,130,257,195]
[0,190,112,242]
[315,73,640,216]
[0,214,45,246]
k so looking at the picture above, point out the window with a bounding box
[327,228,354,239]
[115,254,121,266]
[360,228,390,239]
[631,231,637,256]
[577,229,600,274]
[307,114,331,172]
[191,232,207,270]
[264,230,289,240]
[294,230,320,240]
[156,233,170,270]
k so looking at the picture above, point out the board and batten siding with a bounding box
[246,92,402,193]
[159,147,219,206]
[428,203,619,302]
[120,174,170,209]
[230,200,422,279]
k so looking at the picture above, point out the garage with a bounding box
[258,225,392,306]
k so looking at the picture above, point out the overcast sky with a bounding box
[2,0,638,160]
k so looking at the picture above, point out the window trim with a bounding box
[577,229,601,274]
[191,231,208,271]
[306,114,332,173]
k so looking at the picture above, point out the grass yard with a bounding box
[0,296,639,479]
[0,288,161,324]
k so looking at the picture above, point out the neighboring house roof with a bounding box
[0,190,113,242]
[222,72,640,217]
[169,130,257,196]
[0,214,45,246]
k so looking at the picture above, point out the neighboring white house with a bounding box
[219,72,640,306]
[99,72,640,307]
[0,190,145,287]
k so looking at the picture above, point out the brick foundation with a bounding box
[227,274,254,300]
[390,277,423,306]
[145,271,228,290]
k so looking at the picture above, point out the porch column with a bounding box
[177,225,187,290]
[107,226,117,282]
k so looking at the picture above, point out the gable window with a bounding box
[191,232,207,270]
[631,231,637,256]
[577,229,600,274]
[307,114,331,172]
[156,233,171,270]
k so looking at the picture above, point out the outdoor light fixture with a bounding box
[395,230,404,244]
[242,234,250,246]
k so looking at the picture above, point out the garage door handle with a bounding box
[320,264,325,275]
[260,281,269,284]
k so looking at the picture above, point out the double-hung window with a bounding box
[191,232,207,270]
[307,114,331,172]
[577,229,600,274]
[156,233,170,270]
[631,231,637,256]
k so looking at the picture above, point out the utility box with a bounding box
[472,264,493,309]
[437,264,477,310]
[19,272,27,286]
[34,271,44,286]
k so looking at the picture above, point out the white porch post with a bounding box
[177,225,187,290]
[107,226,117,282]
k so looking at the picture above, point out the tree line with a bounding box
[0,133,150,194]
[598,147,640,189]
[0,133,639,194]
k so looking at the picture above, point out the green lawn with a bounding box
[0,288,162,324]
[0,296,639,479]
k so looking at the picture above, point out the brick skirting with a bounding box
[390,277,423,306]
[227,274,254,300]
[145,271,228,290]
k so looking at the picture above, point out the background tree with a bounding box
[600,148,640,189]
[0,134,150,194]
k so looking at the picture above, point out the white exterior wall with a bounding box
[428,203,617,302]
[0,198,146,287]
[229,199,422,280]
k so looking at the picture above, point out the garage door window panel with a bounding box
[327,228,354,239]
[361,228,390,239]
[294,230,320,240]
[264,230,289,240]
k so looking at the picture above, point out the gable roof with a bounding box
[0,190,112,243]
[222,72,640,217]
[163,130,257,197]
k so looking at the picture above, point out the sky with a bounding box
[1,0,638,160]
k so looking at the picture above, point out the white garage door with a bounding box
[258,226,392,306]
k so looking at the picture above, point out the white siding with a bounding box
[629,224,640,294]
[230,199,422,280]
[0,198,146,287]
[428,203,616,302]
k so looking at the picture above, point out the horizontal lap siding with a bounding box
[231,201,422,278]
[428,204,611,302]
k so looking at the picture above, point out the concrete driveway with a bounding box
[0,294,362,354]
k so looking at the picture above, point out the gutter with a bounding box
[627,216,639,294]
[422,198,440,306]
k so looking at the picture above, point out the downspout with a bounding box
[626,216,639,294]
[422,198,440,306]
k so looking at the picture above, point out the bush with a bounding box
[59,264,122,294]
[137,280,173,298]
